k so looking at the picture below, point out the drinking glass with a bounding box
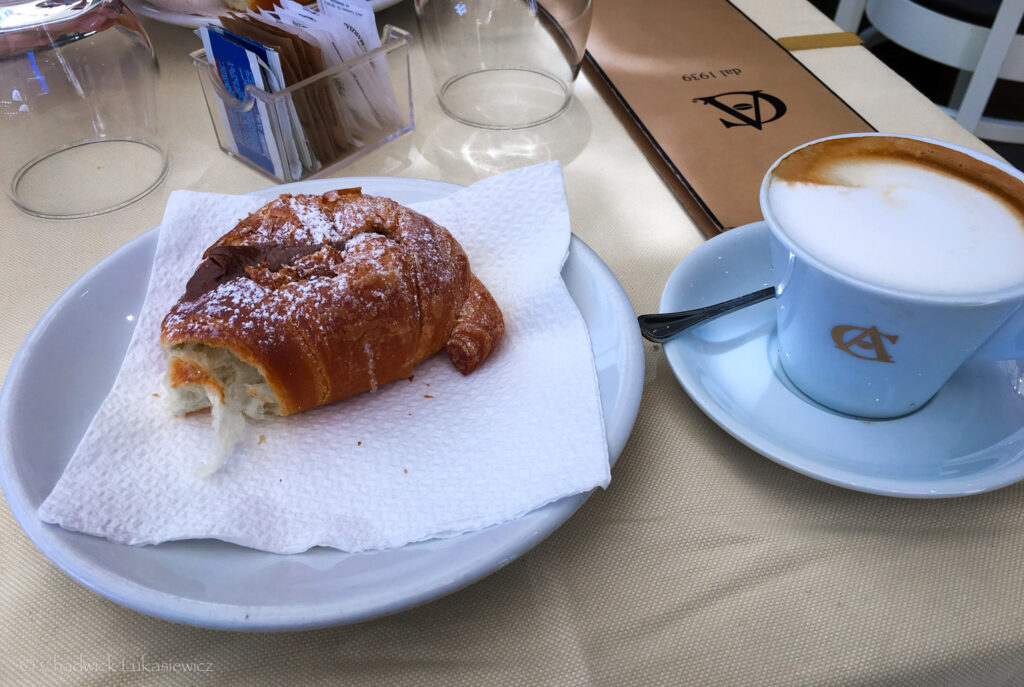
[414,0,592,129]
[0,0,167,219]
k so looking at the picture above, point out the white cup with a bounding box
[760,133,1024,418]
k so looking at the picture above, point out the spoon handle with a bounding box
[637,286,776,343]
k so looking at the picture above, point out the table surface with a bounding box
[3,1,1023,685]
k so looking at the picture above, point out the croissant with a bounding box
[160,189,504,456]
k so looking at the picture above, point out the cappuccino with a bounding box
[766,136,1024,297]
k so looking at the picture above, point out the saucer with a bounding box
[660,221,1024,498]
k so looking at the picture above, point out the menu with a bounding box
[584,0,874,236]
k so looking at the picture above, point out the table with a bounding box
[3,1,1023,685]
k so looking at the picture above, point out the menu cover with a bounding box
[584,0,874,236]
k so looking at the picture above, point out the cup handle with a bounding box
[971,302,1024,360]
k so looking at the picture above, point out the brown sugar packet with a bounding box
[233,15,349,160]
[248,19,346,159]
[261,19,352,158]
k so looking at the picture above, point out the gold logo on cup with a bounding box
[831,325,898,363]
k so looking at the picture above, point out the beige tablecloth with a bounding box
[4,1,1024,685]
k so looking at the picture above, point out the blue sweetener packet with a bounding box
[206,25,312,177]
[200,25,286,179]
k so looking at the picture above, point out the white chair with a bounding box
[834,0,1024,143]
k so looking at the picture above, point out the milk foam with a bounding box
[768,157,1024,296]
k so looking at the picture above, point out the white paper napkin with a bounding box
[38,163,610,554]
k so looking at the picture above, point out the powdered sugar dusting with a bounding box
[287,196,337,244]
[365,342,377,391]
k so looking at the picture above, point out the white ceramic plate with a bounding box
[0,176,644,629]
[126,0,404,29]
[660,221,1024,498]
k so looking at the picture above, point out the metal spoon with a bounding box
[637,286,776,343]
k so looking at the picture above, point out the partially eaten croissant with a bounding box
[160,189,504,466]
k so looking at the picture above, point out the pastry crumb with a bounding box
[424,394,433,399]
[357,441,362,446]
[258,435,266,445]
[408,375,414,382]
[152,392,160,397]
[403,468,408,474]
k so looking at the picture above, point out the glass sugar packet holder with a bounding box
[191,25,413,183]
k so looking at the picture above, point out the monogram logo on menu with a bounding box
[693,90,788,130]
[831,325,899,363]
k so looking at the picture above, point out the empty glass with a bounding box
[0,0,167,219]
[414,0,592,129]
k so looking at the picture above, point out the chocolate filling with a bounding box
[183,242,345,302]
